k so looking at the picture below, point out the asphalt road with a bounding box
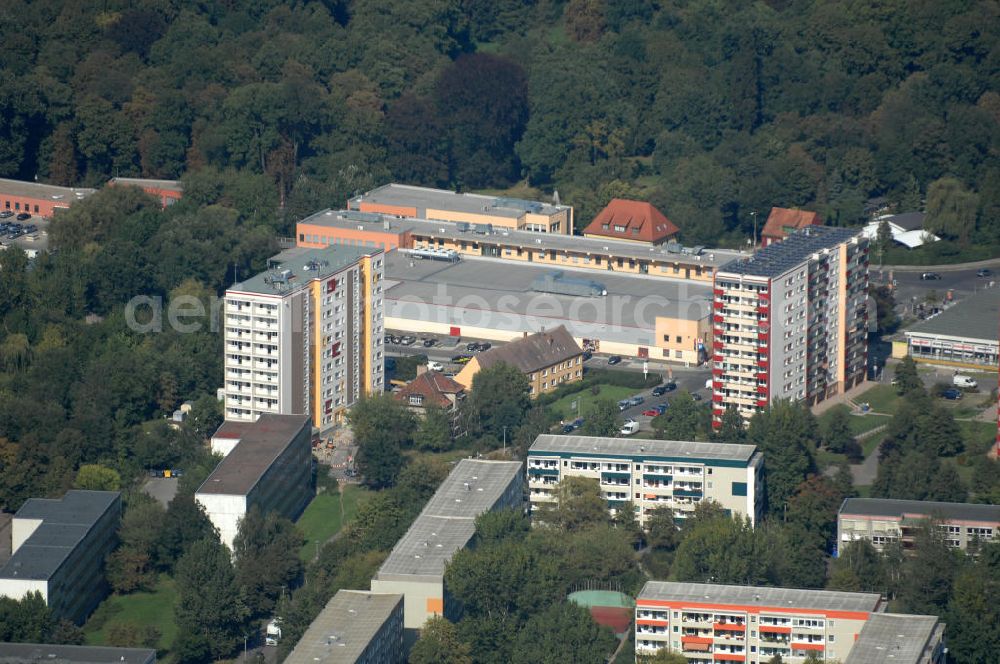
[871,266,997,309]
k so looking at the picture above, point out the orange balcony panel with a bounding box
[714,655,746,662]
[683,642,712,652]
[792,642,825,651]
[760,626,791,634]
[713,623,746,632]
[636,619,668,627]
[682,636,714,646]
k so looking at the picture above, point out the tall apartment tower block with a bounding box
[711,227,869,424]
[223,246,386,431]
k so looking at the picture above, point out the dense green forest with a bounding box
[1,0,999,250]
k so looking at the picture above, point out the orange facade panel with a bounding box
[681,636,714,646]
[713,623,746,632]
[636,619,668,627]
[713,655,746,662]
[358,201,418,217]
[760,625,792,634]
[792,642,824,651]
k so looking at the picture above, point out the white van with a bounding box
[953,375,977,389]
[619,421,640,436]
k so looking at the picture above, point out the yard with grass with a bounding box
[84,574,178,654]
[296,484,369,562]
[548,385,639,421]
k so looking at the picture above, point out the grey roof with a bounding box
[846,613,943,664]
[475,326,581,373]
[349,183,566,219]
[284,590,402,664]
[0,491,119,582]
[0,178,96,202]
[299,208,743,269]
[375,459,522,580]
[882,212,925,232]
[638,581,883,613]
[0,643,155,664]
[530,434,758,464]
[383,252,713,347]
[111,177,183,193]
[196,415,309,496]
[718,226,863,278]
[840,497,1000,524]
[229,245,379,297]
[905,287,1000,343]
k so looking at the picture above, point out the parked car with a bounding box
[691,393,703,401]
[571,417,584,428]
[920,272,941,280]
[399,335,416,346]
[384,334,394,345]
[426,361,444,371]
[582,350,593,361]
[451,354,473,364]
[619,420,640,436]
[652,381,676,396]
[617,399,631,411]
[562,424,576,434]
[628,396,645,407]
[24,224,36,234]
[643,404,667,417]
[952,374,978,389]
[422,338,437,347]
[607,355,622,365]
[15,212,30,221]
[977,268,993,278]
[0,211,12,218]
[941,388,963,400]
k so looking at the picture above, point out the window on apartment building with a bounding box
[732,482,748,496]
[675,336,682,343]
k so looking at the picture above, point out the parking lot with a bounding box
[0,213,50,255]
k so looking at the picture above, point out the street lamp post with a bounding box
[502,425,508,455]
[750,211,758,248]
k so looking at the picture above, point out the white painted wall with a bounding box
[11,518,42,554]
[194,492,247,550]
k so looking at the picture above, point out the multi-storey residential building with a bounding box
[224,245,385,430]
[195,415,313,550]
[838,497,1000,553]
[0,643,156,664]
[526,434,763,526]
[0,491,120,624]
[635,581,884,663]
[454,326,584,396]
[347,183,573,234]
[370,459,523,632]
[711,227,868,425]
[284,590,404,664]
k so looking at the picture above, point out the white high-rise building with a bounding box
[223,245,385,431]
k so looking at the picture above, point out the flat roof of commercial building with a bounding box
[905,286,1000,344]
[846,613,942,664]
[229,245,378,297]
[530,434,758,465]
[284,590,401,664]
[384,253,712,346]
[0,643,155,664]
[111,177,183,193]
[0,491,119,582]
[375,459,521,580]
[638,581,883,614]
[840,497,1000,523]
[196,415,309,496]
[349,183,567,218]
[0,178,96,202]
[718,226,862,278]
[299,208,744,269]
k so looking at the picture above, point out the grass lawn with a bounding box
[549,385,638,421]
[856,384,901,415]
[84,575,178,654]
[296,484,369,562]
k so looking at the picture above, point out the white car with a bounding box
[427,361,444,372]
[619,420,640,436]
[952,375,977,389]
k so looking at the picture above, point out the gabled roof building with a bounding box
[582,199,679,245]
[760,207,822,246]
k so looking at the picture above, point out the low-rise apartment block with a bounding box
[712,226,868,425]
[195,415,313,550]
[348,183,573,234]
[284,590,404,664]
[224,245,385,430]
[635,581,884,663]
[0,491,120,624]
[838,497,1000,553]
[527,435,763,526]
[455,326,584,396]
[369,459,523,632]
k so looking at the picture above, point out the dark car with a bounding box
[582,350,593,361]
[977,269,993,278]
[422,338,437,347]
[562,424,576,434]
[691,393,703,401]
[920,272,941,280]
[15,212,30,221]
[941,388,963,400]
[24,224,37,234]
[607,355,622,365]
[0,211,12,219]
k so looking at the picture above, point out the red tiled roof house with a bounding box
[582,199,679,245]
[760,207,822,247]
